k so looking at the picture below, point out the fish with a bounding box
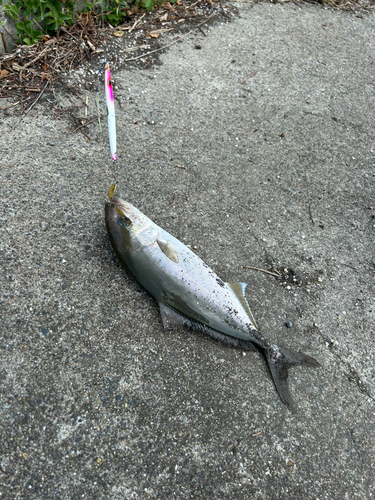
[104,63,117,162]
[105,193,320,411]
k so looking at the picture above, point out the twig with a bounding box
[25,88,52,92]
[2,100,20,111]
[175,164,187,170]
[59,25,75,38]
[2,24,18,42]
[308,202,315,225]
[169,192,178,208]
[124,14,214,62]
[241,69,257,84]
[123,45,151,52]
[340,262,357,271]
[129,13,146,33]
[12,62,37,74]
[1,32,8,54]
[21,46,51,71]
[63,83,87,106]
[73,117,97,133]
[12,80,49,129]
[0,53,15,63]
[53,105,83,120]
[76,127,91,141]
[252,431,262,437]
[307,188,315,225]
[243,266,282,278]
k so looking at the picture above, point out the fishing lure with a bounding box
[104,63,117,162]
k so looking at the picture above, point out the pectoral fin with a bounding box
[226,282,258,330]
[157,239,179,263]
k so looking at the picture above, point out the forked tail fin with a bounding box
[265,345,321,412]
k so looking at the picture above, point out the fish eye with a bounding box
[116,207,132,226]
[118,215,132,227]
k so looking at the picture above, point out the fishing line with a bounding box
[95,62,105,133]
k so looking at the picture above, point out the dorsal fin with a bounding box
[226,282,258,330]
[157,239,179,263]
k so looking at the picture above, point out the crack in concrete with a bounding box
[319,332,375,403]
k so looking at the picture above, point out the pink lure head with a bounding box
[105,64,114,103]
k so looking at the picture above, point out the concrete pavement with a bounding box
[1,3,375,498]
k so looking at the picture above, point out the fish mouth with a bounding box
[106,197,134,218]
[106,196,121,209]
[108,196,120,205]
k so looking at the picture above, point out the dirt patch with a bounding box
[0,1,234,138]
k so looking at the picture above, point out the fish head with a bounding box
[105,196,152,251]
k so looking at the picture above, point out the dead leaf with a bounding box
[0,70,9,80]
[42,34,51,43]
[44,38,56,46]
[148,32,160,38]
[113,31,124,37]
[159,13,168,21]
[41,63,49,71]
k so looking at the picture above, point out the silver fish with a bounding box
[105,195,320,411]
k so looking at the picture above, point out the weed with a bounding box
[0,0,175,46]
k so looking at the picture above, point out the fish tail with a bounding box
[264,345,320,412]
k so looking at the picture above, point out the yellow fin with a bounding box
[157,239,179,263]
[226,282,258,330]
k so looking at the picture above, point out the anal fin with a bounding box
[159,302,192,331]
[158,302,258,352]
